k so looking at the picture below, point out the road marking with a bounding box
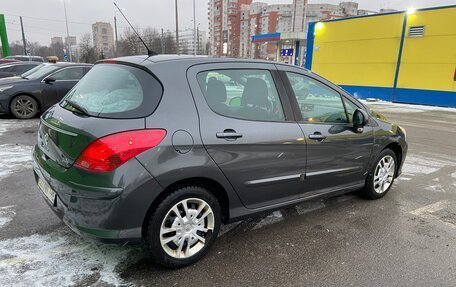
[410,200,455,229]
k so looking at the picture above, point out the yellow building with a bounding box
[305,5,456,107]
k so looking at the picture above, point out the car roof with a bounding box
[0,61,41,67]
[110,54,307,70]
[50,62,93,67]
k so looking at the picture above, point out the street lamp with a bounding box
[62,0,72,62]
[114,7,125,57]
[192,0,197,56]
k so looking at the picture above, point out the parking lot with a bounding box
[0,101,455,287]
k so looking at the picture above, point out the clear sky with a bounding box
[1,0,454,45]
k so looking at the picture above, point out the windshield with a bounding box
[21,64,45,78]
[62,63,162,119]
[23,64,59,80]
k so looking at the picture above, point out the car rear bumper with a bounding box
[32,145,164,244]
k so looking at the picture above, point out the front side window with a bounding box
[51,67,84,81]
[343,97,360,123]
[286,72,347,123]
[197,69,285,122]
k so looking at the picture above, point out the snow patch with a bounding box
[0,144,33,179]
[253,211,283,230]
[0,119,38,136]
[363,100,456,113]
[0,206,16,229]
[401,154,455,177]
[0,229,143,286]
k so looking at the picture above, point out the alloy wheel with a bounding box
[373,155,395,194]
[14,98,35,117]
[160,198,215,259]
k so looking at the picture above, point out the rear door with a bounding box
[188,63,307,209]
[278,66,374,193]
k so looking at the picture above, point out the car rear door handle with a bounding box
[216,129,243,140]
[308,133,326,141]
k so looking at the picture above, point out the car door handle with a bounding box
[216,129,243,140]
[308,133,326,141]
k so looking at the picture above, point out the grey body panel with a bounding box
[186,62,308,209]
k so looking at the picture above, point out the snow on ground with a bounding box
[0,206,16,229]
[0,144,33,179]
[0,207,143,287]
[401,154,456,177]
[0,119,38,137]
[361,100,456,113]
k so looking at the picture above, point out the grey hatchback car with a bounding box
[33,55,407,268]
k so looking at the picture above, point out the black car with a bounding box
[33,55,407,268]
[0,62,41,79]
[0,62,92,118]
[3,55,45,62]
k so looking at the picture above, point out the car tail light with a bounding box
[74,129,166,172]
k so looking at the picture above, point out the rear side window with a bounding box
[197,69,285,122]
[62,64,162,119]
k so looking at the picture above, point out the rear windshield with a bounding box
[61,63,163,119]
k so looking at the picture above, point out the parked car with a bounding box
[0,62,92,118]
[3,55,44,62]
[32,55,407,268]
[0,59,19,64]
[0,62,41,79]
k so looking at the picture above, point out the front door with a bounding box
[187,63,307,209]
[42,66,84,109]
[280,67,374,194]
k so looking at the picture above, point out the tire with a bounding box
[10,95,39,119]
[361,149,397,200]
[146,186,221,268]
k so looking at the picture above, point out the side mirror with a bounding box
[353,109,369,133]
[44,77,56,83]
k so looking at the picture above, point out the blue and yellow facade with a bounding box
[305,5,456,107]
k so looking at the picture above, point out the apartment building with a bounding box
[208,0,367,59]
[178,29,208,55]
[92,22,115,57]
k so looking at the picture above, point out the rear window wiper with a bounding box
[64,99,90,116]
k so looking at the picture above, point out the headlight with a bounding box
[399,126,406,141]
[0,85,13,93]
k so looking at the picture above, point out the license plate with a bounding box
[38,177,56,205]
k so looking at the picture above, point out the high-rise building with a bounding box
[178,29,208,55]
[208,0,253,57]
[92,22,115,57]
[208,0,368,59]
[51,36,63,46]
[65,36,77,46]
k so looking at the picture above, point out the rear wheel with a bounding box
[361,149,397,199]
[10,95,39,119]
[146,186,221,268]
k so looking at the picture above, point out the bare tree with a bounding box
[79,33,98,63]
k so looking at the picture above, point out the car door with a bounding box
[279,66,374,194]
[42,66,84,109]
[187,63,307,209]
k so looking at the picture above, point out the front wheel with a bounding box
[146,186,221,268]
[361,149,397,199]
[10,95,39,119]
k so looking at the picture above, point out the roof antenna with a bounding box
[113,2,158,57]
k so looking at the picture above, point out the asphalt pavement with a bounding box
[0,102,455,287]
